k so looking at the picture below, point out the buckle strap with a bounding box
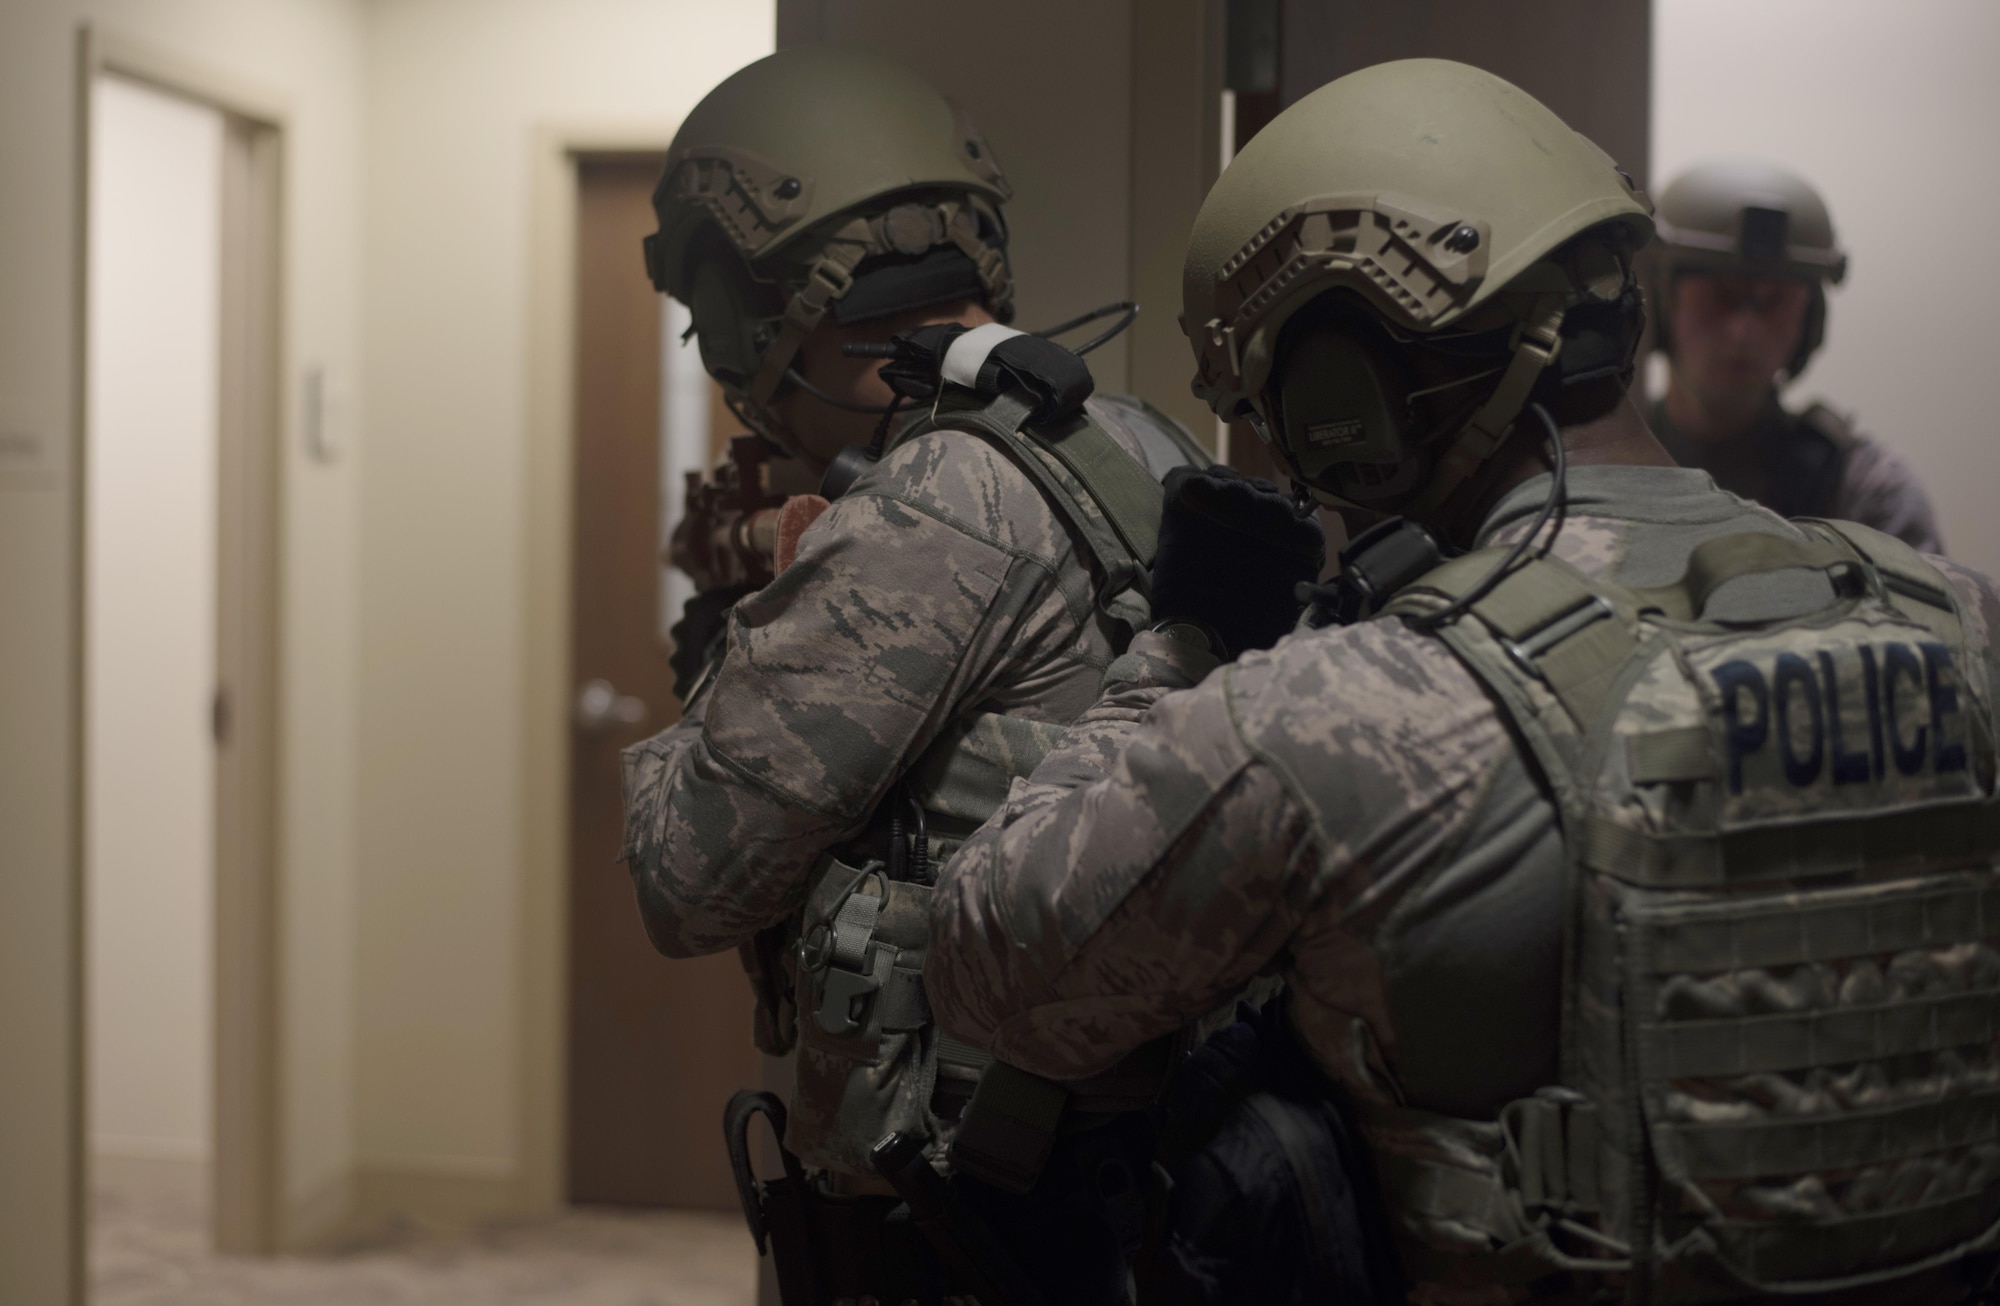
[1625,532,1862,621]
[1409,293,1567,517]
[828,889,881,970]
[1503,1088,1603,1217]
[742,222,871,409]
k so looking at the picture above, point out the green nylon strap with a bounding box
[1626,727,1714,784]
[1642,874,2000,975]
[904,711,1068,825]
[1660,1085,2000,1182]
[1366,1145,1520,1242]
[920,388,1156,605]
[1645,987,1998,1079]
[1625,532,1859,621]
[1395,552,1640,730]
[1404,547,1600,641]
[1029,414,1164,568]
[1582,798,2000,889]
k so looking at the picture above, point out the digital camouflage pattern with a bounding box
[1648,395,1944,554]
[619,393,1186,1171]
[929,464,2000,1299]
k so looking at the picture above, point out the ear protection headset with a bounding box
[685,238,786,393]
[1263,278,1644,510]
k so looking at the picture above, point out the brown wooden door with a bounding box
[567,155,762,1209]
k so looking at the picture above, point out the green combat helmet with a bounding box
[1181,58,1653,518]
[644,46,1015,449]
[1652,157,1848,377]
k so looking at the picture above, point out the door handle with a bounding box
[574,678,648,733]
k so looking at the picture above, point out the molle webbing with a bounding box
[1580,800,2000,888]
[1370,525,2000,1299]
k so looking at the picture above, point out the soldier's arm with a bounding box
[928,636,1317,1079]
[620,480,1057,959]
[1833,438,1946,554]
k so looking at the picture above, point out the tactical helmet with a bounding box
[645,47,1015,442]
[1651,157,1847,377]
[1182,59,1653,516]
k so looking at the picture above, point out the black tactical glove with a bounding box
[1150,465,1325,657]
[669,582,755,701]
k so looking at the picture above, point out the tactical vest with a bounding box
[754,384,1202,1178]
[1649,398,1859,524]
[1360,519,2000,1302]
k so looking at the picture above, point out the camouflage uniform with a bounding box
[1648,396,1943,554]
[620,392,1190,1166]
[929,464,2000,1299]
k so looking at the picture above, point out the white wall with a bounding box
[1,0,367,1293]
[1653,0,2000,579]
[85,73,223,1170]
[354,0,772,1203]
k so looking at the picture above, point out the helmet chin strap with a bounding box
[1405,293,1568,519]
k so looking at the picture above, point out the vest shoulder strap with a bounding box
[1384,552,1641,798]
[1798,516,1957,622]
[914,388,1162,613]
[1797,400,1861,456]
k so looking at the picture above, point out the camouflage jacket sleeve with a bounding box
[619,431,1108,959]
[928,631,1316,1078]
[930,617,1518,1085]
[1833,436,1946,555]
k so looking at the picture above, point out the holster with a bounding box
[724,1090,819,1305]
[724,1091,955,1305]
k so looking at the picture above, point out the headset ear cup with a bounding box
[1788,282,1827,378]
[1270,313,1416,501]
[689,252,781,390]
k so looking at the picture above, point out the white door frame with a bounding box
[73,22,287,1259]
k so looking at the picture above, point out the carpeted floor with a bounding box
[92,1159,759,1306]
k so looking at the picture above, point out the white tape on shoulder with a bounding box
[940,322,1026,391]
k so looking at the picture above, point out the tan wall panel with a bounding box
[0,0,369,1295]
[352,0,772,1211]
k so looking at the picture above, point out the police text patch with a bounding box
[1709,640,1968,795]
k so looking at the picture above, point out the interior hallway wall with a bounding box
[353,0,772,1219]
[85,73,224,1174]
[777,0,1226,443]
[0,0,367,1298]
[1653,0,2000,582]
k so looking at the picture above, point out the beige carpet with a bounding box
[92,1159,758,1306]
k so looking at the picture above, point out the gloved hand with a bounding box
[668,583,755,701]
[1150,465,1325,657]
